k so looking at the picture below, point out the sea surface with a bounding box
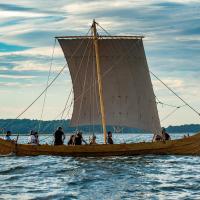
[0,133,200,200]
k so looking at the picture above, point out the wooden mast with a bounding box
[92,19,107,144]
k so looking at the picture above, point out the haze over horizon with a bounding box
[0,0,200,127]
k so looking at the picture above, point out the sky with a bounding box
[0,0,200,127]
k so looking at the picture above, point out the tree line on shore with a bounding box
[0,119,200,134]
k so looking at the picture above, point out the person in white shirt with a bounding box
[28,131,39,145]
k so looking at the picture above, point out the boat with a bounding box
[1,133,200,156]
[1,20,200,156]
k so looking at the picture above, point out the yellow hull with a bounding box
[1,133,200,156]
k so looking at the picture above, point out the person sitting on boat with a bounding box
[68,134,75,145]
[28,130,39,145]
[107,131,114,144]
[162,128,171,141]
[74,132,87,145]
[4,131,12,141]
[34,132,39,144]
[54,127,65,145]
[89,135,97,145]
[152,134,162,142]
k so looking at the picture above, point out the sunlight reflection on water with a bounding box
[0,133,199,200]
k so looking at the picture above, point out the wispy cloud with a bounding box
[0,74,36,79]
[0,10,48,19]
[0,0,199,125]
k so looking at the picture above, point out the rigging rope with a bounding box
[60,88,73,121]
[76,39,93,128]
[161,107,180,122]
[40,101,73,134]
[4,27,92,132]
[38,38,57,132]
[15,64,67,120]
[155,96,186,108]
[60,27,92,124]
[150,71,200,117]
[97,22,200,118]
[96,23,112,37]
[93,22,200,131]
[63,100,73,124]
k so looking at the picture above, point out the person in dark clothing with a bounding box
[74,132,87,145]
[162,128,171,141]
[152,134,162,142]
[68,135,75,145]
[54,127,65,145]
[4,131,12,141]
[107,131,114,144]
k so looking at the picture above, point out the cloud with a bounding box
[0,67,9,71]
[0,42,30,52]
[0,0,199,125]
[0,74,36,79]
[153,78,184,89]
[0,10,48,19]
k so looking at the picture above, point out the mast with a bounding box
[92,19,107,144]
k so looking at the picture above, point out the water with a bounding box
[0,133,200,200]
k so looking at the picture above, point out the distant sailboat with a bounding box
[0,20,200,156]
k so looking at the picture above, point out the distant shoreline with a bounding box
[0,119,200,134]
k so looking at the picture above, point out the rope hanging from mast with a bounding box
[94,22,200,125]
[155,96,186,108]
[156,96,186,122]
[150,71,200,118]
[38,38,57,132]
[161,107,180,122]
[5,20,199,138]
[60,27,93,123]
[4,27,92,131]
[76,39,93,128]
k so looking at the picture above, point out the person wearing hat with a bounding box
[107,131,114,144]
[4,131,12,141]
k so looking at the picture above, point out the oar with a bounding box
[16,134,19,144]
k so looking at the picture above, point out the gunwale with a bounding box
[0,133,200,156]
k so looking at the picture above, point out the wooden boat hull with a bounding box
[1,133,200,156]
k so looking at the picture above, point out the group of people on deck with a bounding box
[3,126,114,145]
[53,127,88,146]
[153,128,171,142]
[53,127,114,146]
[3,127,171,144]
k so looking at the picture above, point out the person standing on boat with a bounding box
[4,131,12,141]
[54,127,65,145]
[162,128,171,141]
[107,131,114,144]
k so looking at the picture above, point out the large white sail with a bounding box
[58,36,161,134]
